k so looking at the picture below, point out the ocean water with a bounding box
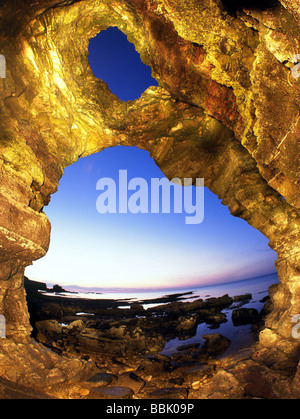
[42,272,279,357]
[45,272,278,304]
[160,272,279,357]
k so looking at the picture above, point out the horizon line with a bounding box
[27,271,278,294]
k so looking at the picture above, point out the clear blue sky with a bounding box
[25,28,277,290]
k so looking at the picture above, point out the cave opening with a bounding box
[26,146,278,290]
[88,27,158,102]
[25,145,279,366]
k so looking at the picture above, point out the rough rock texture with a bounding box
[0,0,299,397]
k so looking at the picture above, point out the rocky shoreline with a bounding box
[22,277,292,399]
[25,278,267,359]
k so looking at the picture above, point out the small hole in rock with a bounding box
[88,27,158,102]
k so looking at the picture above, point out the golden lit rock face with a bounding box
[0,0,299,390]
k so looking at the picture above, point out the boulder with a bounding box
[116,372,145,394]
[177,315,198,332]
[200,334,231,356]
[204,295,233,309]
[85,372,117,387]
[232,308,259,326]
[195,370,245,399]
[137,355,173,375]
[182,364,215,384]
[35,320,64,346]
[67,320,85,331]
[233,294,252,302]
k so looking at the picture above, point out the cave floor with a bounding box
[2,341,294,400]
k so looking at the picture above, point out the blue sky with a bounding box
[25,28,277,290]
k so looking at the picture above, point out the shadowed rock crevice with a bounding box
[0,0,299,398]
[221,0,281,16]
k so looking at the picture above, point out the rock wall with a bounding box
[0,0,299,391]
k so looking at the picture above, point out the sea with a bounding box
[160,272,279,357]
[42,272,279,358]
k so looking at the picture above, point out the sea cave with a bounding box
[0,0,299,400]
